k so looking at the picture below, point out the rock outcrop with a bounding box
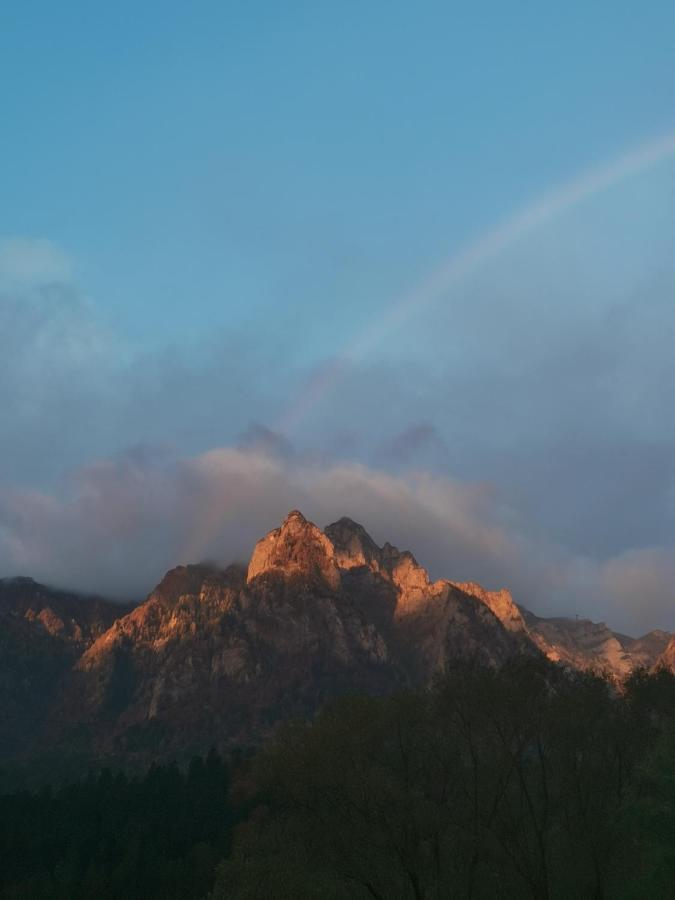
[451,582,528,634]
[521,609,670,677]
[655,633,675,671]
[247,510,341,589]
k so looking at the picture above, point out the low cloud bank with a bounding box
[1,445,673,636]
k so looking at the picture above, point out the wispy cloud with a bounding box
[0,237,74,288]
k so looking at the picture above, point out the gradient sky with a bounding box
[2,2,675,633]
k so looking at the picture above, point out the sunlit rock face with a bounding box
[3,511,671,765]
[325,518,431,612]
[452,582,528,634]
[521,609,670,677]
[655,633,675,672]
[324,517,382,571]
[248,510,341,589]
[621,629,671,669]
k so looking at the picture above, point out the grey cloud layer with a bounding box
[0,444,672,635]
[2,237,675,634]
[0,271,286,486]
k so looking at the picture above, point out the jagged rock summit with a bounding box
[247,510,341,589]
[0,511,672,765]
[451,582,527,634]
[324,516,383,571]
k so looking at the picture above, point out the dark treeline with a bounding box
[0,749,243,899]
[4,659,675,898]
[213,659,675,899]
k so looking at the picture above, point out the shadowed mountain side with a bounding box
[0,577,131,643]
[0,577,134,758]
[53,572,401,758]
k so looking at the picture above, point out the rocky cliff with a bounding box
[655,632,675,671]
[521,608,670,677]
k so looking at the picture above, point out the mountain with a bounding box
[0,512,671,766]
[0,577,133,759]
[49,512,532,759]
[521,608,671,677]
[655,633,675,671]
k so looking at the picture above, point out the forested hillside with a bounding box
[4,659,675,898]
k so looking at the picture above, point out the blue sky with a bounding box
[4,1,675,349]
[2,2,675,631]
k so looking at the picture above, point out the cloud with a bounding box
[1,443,672,635]
[556,549,675,636]
[236,422,295,459]
[2,234,675,637]
[0,446,528,600]
[375,423,448,468]
[0,246,291,486]
[0,237,74,288]
[0,280,118,485]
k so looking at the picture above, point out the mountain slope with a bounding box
[0,578,133,758]
[521,607,669,676]
[655,633,675,671]
[49,512,530,758]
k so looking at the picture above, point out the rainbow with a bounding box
[279,128,675,433]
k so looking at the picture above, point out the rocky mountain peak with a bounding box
[451,582,527,633]
[324,517,382,571]
[150,564,221,607]
[0,576,130,640]
[385,551,431,612]
[283,509,309,526]
[657,634,675,671]
[323,519,431,610]
[247,510,341,589]
[0,575,37,587]
[618,629,672,670]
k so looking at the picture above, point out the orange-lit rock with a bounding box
[248,509,341,589]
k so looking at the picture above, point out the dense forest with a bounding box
[3,659,675,898]
[0,749,241,899]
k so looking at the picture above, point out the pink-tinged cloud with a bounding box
[1,445,673,635]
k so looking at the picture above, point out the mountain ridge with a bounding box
[1,512,672,765]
